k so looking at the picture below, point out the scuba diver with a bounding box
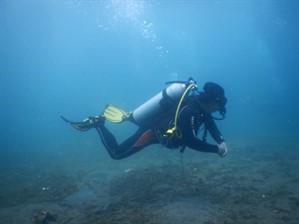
[60,78,228,160]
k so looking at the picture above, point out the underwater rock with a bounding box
[31,209,56,224]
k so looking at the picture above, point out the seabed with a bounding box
[0,142,298,224]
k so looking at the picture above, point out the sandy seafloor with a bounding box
[1,139,298,224]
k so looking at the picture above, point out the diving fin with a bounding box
[60,104,130,131]
[102,104,131,123]
[60,114,103,131]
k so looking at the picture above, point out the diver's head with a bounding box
[197,82,227,116]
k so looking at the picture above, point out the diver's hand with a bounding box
[217,142,228,157]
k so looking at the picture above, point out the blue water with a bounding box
[1,1,299,222]
[2,0,298,153]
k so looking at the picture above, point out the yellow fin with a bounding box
[102,104,131,123]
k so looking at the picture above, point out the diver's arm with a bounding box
[187,137,219,153]
[179,106,219,153]
[205,116,225,144]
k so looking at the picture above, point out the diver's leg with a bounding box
[95,126,157,160]
[61,113,157,159]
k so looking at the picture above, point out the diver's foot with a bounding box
[67,115,104,131]
[82,115,104,127]
[60,114,105,131]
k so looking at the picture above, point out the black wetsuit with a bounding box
[96,95,224,160]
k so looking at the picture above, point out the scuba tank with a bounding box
[132,78,197,127]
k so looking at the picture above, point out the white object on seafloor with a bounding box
[42,187,50,191]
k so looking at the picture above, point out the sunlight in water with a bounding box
[110,0,145,24]
[99,0,157,42]
[66,0,168,58]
